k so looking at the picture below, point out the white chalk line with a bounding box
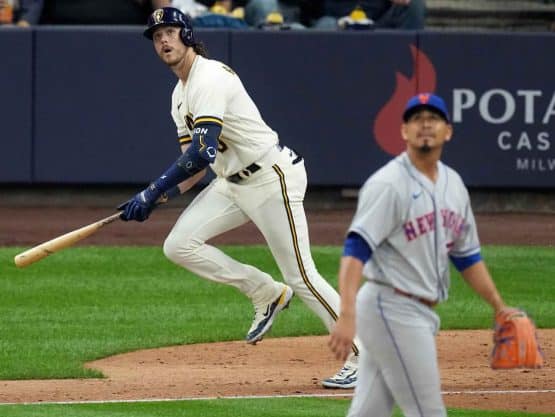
[1,389,554,406]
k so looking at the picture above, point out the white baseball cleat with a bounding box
[321,360,358,389]
[245,284,294,344]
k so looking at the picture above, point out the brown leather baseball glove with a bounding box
[490,308,544,369]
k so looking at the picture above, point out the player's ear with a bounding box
[443,123,453,142]
[401,123,409,142]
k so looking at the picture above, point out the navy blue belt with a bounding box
[227,147,303,184]
[227,163,261,183]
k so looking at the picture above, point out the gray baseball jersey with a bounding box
[349,151,480,303]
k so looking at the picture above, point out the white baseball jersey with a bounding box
[170,55,278,177]
[348,151,481,303]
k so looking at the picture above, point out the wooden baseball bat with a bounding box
[14,212,122,268]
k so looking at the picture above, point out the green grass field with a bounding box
[1,245,553,416]
[0,398,552,417]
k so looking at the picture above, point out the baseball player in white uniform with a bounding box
[328,93,513,415]
[118,7,360,388]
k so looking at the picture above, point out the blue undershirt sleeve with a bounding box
[342,232,372,264]
[450,252,482,272]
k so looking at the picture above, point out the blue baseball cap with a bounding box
[402,93,450,123]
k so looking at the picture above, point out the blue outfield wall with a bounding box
[0,28,33,182]
[0,27,553,188]
[33,27,230,183]
[419,32,555,188]
[230,30,417,187]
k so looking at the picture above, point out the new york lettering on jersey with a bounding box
[403,209,466,242]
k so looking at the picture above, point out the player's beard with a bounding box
[419,143,432,153]
[164,53,184,67]
[159,47,185,67]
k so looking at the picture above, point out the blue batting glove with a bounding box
[117,184,161,222]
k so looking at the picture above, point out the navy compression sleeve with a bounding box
[145,121,222,200]
[342,232,372,264]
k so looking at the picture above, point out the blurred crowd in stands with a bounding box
[0,0,553,31]
[0,0,424,30]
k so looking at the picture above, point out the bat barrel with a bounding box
[14,212,122,268]
[14,246,53,268]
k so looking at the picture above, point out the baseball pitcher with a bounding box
[329,93,520,415]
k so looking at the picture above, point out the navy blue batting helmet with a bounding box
[144,7,195,46]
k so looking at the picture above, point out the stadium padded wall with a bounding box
[0,27,553,188]
[0,29,33,182]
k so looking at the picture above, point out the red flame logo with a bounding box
[373,44,437,155]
